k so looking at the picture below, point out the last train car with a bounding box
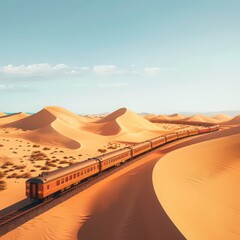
[26,159,100,200]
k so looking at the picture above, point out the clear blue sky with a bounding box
[0,0,239,114]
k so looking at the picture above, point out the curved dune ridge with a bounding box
[220,115,240,125]
[183,114,218,123]
[83,108,161,136]
[0,112,5,117]
[153,126,240,240]
[212,114,233,122]
[0,106,164,149]
[168,113,186,120]
[1,106,93,149]
[0,112,29,125]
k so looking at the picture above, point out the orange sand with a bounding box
[153,125,240,240]
[1,107,239,240]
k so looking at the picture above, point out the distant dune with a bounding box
[183,114,218,123]
[168,113,186,120]
[220,115,240,126]
[0,106,165,149]
[0,112,5,117]
[0,112,29,125]
[212,114,233,122]
[83,108,161,136]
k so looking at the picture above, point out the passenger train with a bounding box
[26,125,219,200]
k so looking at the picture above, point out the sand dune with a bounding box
[0,112,29,125]
[151,114,170,121]
[83,108,161,136]
[143,114,157,120]
[3,106,89,130]
[183,114,218,123]
[220,115,240,125]
[168,113,186,120]
[0,112,5,117]
[153,126,240,240]
[212,114,233,122]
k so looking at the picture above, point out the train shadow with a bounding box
[0,198,31,217]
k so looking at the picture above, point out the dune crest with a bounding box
[83,108,161,136]
[0,112,29,125]
[212,114,233,122]
[220,115,240,125]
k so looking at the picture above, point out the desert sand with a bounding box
[1,107,239,240]
[153,122,240,240]
[0,107,189,211]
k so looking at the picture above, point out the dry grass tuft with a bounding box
[0,180,7,190]
[98,148,107,153]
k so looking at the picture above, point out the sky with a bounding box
[0,0,239,114]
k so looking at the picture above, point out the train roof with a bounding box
[94,147,131,161]
[130,141,151,150]
[26,158,99,184]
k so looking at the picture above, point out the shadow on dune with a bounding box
[77,153,186,240]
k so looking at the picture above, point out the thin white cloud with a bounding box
[0,84,27,91]
[144,67,162,75]
[0,64,90,77]
[98,82,128,87]
[93,65,125,75]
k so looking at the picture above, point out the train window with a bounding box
[47,185,50,190]
[91,167,93,171]
[57,180,60,186]
[65,177,68,182]
[70,175,72,180]
[74,174,76,178]
[81,171,83,175]
[77,172,80,177]
[61,178,64,184]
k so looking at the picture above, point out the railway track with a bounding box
[0,123,219,237]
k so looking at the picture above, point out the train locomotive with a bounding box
[26,125,219,200]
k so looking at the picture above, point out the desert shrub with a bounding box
[45,161,57,167]
[98,148,107,153]
[41,166,50,170]
[30,169,36,172]
[58,166,63,168]
[59,160,69,164]
[68,162,74,166]
[0,171,3,178]
[63,156,68,159]
[78,154,82,156]
[30,151,47,161]
[7,173,18,178]
[20,172,31,178]
[33,144,40,148]
[4,161,14,166]
[0,180,7,190]
[107,145,117,150]
[13,165,26,170]
[34,165,42,168]
[0,144,4,147]
[43,147,51,151]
